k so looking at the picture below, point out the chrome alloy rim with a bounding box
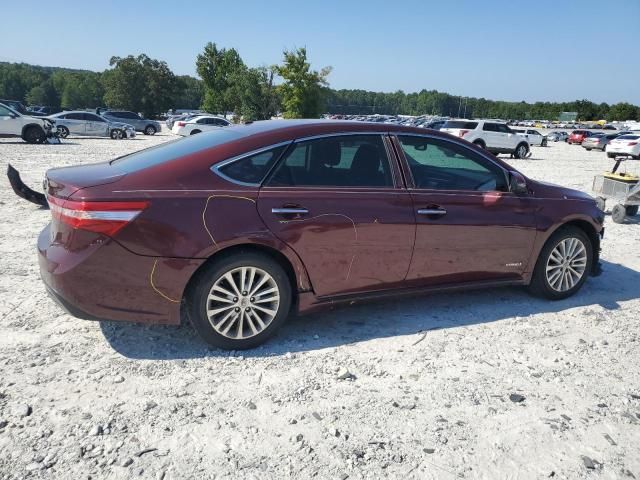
[517,145,527,157]
[545,237,587,292]
[206,267,280,339]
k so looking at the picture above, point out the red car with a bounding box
[568,130,593,144]
[35,121,604,349]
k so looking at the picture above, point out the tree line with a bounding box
[1,48,638,121]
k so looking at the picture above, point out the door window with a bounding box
[66,113,84,120]
[482,123,498,132]
[397,135,508,192]
[267,135,393,188]
[0,105,14,116]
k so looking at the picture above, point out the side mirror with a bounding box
[509,171,528,195]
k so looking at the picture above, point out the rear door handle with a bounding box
[272,207,309,215]
[417,208,447,216]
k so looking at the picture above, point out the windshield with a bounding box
[111,129,244,172]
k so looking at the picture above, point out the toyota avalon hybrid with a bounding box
[37,120,604,349]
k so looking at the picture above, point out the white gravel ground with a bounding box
[1,129,639,480]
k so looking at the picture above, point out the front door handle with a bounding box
[272,207,309,215]
[417,208,447,216]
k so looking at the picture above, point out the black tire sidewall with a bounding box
[187,253,292,349]
[145,125,156,135]
[58,126,69,138]
[529,226,593,300]
[24,126,45,144]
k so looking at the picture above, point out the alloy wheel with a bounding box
[545,237,587,292]
[206,266,280,340]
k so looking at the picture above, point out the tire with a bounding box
[607,152,615,159]
[186,253,292,350]
[57,126,69,139]
[144,125,157,135]
[542,138,547,147]
[190,129,201,135]
[23,126,46,144]
[585,148,592,151]
[595,196,606,212]
[611,204,626,224]
[625,205,639,216]
[110,129,123,140]
[472,140,486,150]
[513,143,529,159]
[528,226,592,300]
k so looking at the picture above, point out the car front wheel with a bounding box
[57,126,70,138]
[186,253,292,349]
[513,143,529,159]
[23,126,46,144]
[528,226,592,300]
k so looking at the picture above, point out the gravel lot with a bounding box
[1,128,639,480]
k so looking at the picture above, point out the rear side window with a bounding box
[398,135,508,192]
[111,129,244,172]
[482,123,498,132]
[217,145,288,185]
[618,135,640,140]
[66,113,84,120]
[267,135,393,188]
[443,120,478,129]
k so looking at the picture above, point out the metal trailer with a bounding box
[592,156,640,223]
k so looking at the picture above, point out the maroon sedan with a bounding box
[568,130,593,144]
[38,120,604,349]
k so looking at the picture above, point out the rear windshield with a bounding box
[617,135,640,140]
[111,129,244,172]
[443,120,478,129]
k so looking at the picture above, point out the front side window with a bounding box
[0,105,14,116]
[397,135,508,192]
[217,145,288,185]
[66,113,84,120]
[83,113,105,122]
[482,123,498,132]
[267,135,393,188]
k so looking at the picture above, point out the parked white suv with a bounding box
[171,115,231,136]
[441,120,530,158]
[0,102,58,143]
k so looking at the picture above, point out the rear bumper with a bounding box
[38,224,204,325]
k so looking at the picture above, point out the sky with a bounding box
[2,0,639,105]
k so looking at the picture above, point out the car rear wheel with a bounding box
[110,129,123,140]
[514,143,529,159]
[23,126,46,144]
[472,140,485,149]
[57,126,69,138]
[144,125,157,135]
[528,226,592,300]
[186,253,292,349]
[190,129,201,135]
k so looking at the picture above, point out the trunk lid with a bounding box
[45,161,126,199]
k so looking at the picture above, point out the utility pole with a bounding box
[463,97,468,118]
[457,96,462,118]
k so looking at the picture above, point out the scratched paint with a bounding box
[202,195,257,247]
[150,259,181,303]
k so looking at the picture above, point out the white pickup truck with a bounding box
[0,102,58,143]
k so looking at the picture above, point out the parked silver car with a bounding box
[48,111,136,139]
[101,110,161,135]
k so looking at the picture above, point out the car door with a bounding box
[83,113,108,136]
[496,123,517,149]
[481,122,501,149]
[0,104,20,135]
[64,113,87,135]
[257,133,416,297]
[527,130,541,145]
[393,134,537,286]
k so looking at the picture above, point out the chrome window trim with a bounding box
[392,132,511,192]
[211,141,293,187]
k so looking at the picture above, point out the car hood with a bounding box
[530,179,594,202]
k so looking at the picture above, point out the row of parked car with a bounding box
[568,130,640,159]
[0,99,163,143]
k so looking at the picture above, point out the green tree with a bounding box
[196,43,245,113]
[102,54,177,117]
[276,48,331,118]
[607,102,638,122]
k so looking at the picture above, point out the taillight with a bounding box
[47,196,149,236]
[628,142,638,146]
[176,121,186,127]
[458,130,469,137]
